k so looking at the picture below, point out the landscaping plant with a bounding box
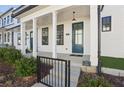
[15,57,37,77]
[78,73,112,87]
[0,48,37,77]
[0,48,22,64]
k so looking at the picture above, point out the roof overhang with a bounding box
[12,5,38,18]
[0,27,7,31]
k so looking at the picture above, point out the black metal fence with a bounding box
[37,56,70,87]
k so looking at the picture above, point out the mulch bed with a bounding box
[77,71,124,87]
[0,59,53,87]
[0,59,37,87]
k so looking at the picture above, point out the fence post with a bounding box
[68,60,70,87]
[65,61,67,87]
[37,56,41,82]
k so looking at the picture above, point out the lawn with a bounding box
[101,56,124,70]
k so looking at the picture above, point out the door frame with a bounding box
[72,21,84,54]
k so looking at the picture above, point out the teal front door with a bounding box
[72,22,83,53]
[30,31,33,51]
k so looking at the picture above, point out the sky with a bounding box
[0,5,20,13]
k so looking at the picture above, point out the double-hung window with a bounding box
[7,16,9,24]
[57,24,64,45]
[11,16,13,23]
[102,16,111,32]
[42,27,49,45]
[4,18,6,26]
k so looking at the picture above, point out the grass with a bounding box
[101,56,124,70]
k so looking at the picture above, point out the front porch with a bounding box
[21,5,98,67]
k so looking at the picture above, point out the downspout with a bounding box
[97,5,104,75]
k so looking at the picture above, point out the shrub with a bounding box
[15,57,37,77]
[0,48,6,59]
[0,48,22,64]
[0,48,37,77]
[79,73,112,87]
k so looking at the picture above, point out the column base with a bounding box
[33,51,37,57]
[80,66,97,73]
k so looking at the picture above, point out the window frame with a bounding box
[42,27,49,45]
[102,16,111,32]
[57,24,64,45]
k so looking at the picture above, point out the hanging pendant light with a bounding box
[72,11,76,21]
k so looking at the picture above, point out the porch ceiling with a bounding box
[37,5,90,26]
[25,5,90,29]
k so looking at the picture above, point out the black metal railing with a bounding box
[37,56,70,87]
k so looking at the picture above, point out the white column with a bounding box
[20,22,25,55]
[52,11,57,58]
[90,5,98,66]
[33,18,38,57]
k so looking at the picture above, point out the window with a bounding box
[0,34,2,42]
[102,16,111,32]
[2,19,3,26]
[4,18,6,26]
[7,16,9,24]
[17,19,20,23]
[7,32,10,42]
[42,27,48,45]
[11,16,13,23]
[57,24,64,45]
[17,32,21,45]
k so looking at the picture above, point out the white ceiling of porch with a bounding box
[37,5,90,26]
[25,5,90,28]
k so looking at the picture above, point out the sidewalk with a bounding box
[32,83,48,87]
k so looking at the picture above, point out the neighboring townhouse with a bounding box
[9,5,124,69]
[101,5,124,58]
[0,7,21,49]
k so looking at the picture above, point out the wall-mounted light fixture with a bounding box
[72,11,76,21]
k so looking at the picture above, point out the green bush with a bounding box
[0,48,22,64]
[0,48,37,77]
[79,74,112,87]
[15,57,37,77]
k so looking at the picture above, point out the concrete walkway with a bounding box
[32,83,48,87]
